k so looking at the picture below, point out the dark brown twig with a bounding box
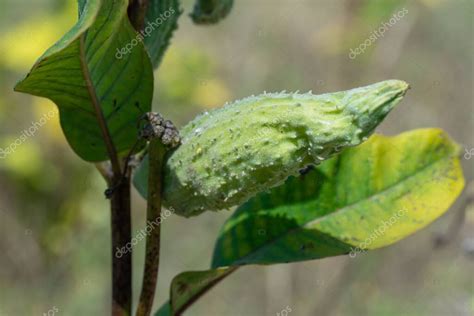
[136,113,180,316]
[111,172,133,316]
[136,139,165,316]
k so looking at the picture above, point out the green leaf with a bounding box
[190,0,233,24]
[155,128,464,315]
[213,128,464,266]
[15,0,153,161]
[171,268,237,314]
[143,0,182,69]
[155,268,237,316]
[154,302,171,316]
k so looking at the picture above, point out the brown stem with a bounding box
[108,1,153,312]
[136,140,166,316]
[111,173,133,316]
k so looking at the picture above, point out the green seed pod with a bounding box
[134,80,409,217]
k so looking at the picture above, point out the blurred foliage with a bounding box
[155,46,232,124]
[0,0,472,315]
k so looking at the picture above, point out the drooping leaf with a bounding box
[15,0,153,161]
[143,0,182,68]
[212,128,464,266]
[154,128,465,315]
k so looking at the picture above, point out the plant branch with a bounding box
[135,112,180,316]
[136,139,166,316]
[111,171,133,316]
[81,31,132,316]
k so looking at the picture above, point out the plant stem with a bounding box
[107,3,152,315]
[111,173,133,316]
[136,139,166,316]
[95,162,131,315]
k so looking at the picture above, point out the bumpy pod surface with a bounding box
[136,80,409,217]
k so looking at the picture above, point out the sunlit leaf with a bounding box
[212,128,464,266]
[155,128,465,315]
[14,0,153,161]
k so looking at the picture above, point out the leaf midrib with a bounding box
[79,32,121,171]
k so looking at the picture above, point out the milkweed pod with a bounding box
[134,80,409,217]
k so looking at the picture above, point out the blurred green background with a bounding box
[0,0,473,315]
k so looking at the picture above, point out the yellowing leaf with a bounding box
[155,128,464,316]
